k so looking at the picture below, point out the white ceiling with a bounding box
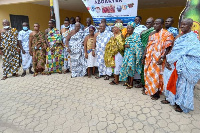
[33,0,88,12]
[32,0,187,13]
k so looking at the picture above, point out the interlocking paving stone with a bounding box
[0,59,200,133]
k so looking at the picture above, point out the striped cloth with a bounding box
[144,29,174,96]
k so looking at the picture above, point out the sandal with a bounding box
[151,95,160,100]
[135,84,143,88]
[95,75,102,79]
[33,73,38,77]
[175,106,183,112]
[142,90,147,95]
[29,70,34,74]
[1,76,7,80]
[126,84,133,89]
[151,91,160,100]
[46,72,51,75]
[41,72,46,75]
[123,82,128,86]
[109,80,119,85]
[64,69,70,74]
[12,73,19,77]
[135,80,141,84]
[161,99,170,104]
[21,72,26,77]
[104,75,109,80]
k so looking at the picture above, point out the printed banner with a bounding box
[82,0,138,26]
[179,0,200,39]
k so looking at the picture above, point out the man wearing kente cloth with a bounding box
[133,16,147,82]
[0,19,20,80]
[162,18,200,113]
[136,17,154,93]
[119,22,143,89]
[29,23,46,77]
[104,23,125,85]
[144,18,174,100]
[45,19,63,74]
[93,22,114,80]
[61,19,70,73]
[66,22,87,78]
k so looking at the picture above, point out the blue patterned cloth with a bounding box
[96,30,113,76]
[80,24,85,31]
[62,30,70,70]
[167,27,179,38]
[96,25,112,32]
[134,25,147,34]
[69,24,75,31]
[164,31,200,113]
[69,30,87,78]
[69,23,84,31]
[119,32,143,81]
[106,26,112,32]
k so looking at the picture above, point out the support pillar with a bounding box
[53,0,60,30]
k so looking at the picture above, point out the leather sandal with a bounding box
[126,84,133,89]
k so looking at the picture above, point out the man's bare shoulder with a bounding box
[31,31,38,36]
[30,31,34,35]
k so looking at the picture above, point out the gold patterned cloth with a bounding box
[87,37,94,53]
[104,33,125,67]
[0,28,20,76]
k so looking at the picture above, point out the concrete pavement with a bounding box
[0,60,200,133]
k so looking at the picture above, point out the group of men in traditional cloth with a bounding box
[0,19,47,79]
[0,16,91,78]
[138,17,199,113]
[0,16,200,113]
[91,16,200,113]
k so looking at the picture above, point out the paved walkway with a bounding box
[0,62,200,133]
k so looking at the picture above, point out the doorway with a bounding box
[10,14,29,31]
